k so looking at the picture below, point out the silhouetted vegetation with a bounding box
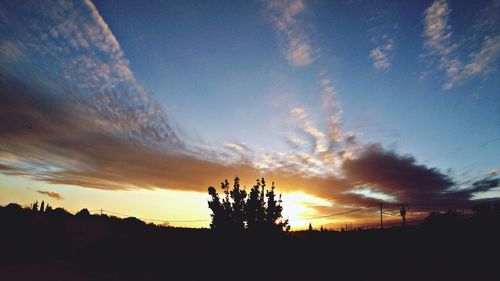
[207,177,290,233]
[1,200,500,280]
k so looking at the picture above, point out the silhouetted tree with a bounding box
[245,178,266,231]
[308,223,313,231]
[40,200,45,213]
[230,177,247,230]
[208,177,289,232]
[265,181,289,232]
[76,208,90,217]
[32,201,39,212]
[208,185,232,231]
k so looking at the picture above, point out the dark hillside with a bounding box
[1,203,500,280]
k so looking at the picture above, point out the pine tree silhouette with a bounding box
[208,185,232,231]
[265,182,289,232]
[245,178,266,231]
[208,177,289,232]
[230,177,247,230]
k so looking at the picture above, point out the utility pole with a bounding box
[379,202,383,229]
[400,203,407,227]
[100,208,103,216]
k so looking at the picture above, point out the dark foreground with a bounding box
[1,204,499,281]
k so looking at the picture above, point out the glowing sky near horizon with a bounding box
[0,0,499,229]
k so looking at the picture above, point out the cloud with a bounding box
[225,142,250,152]
[443,34,500,90]
[267,0,315,66]
[369,41,394,70]
[0,74,345,199]
[0,75,495,216]
[469,176,500,193]
[342,144,499,207]
[284,74,361,177]
[422,0,461,88]
[0,163,29,176]
[422,0,500,89]
[37,190,63,200]
[423,0,455,57]
[220,142,254,163]
[343,144,453,203]
[0,0,181,147]
[266,0,351,176]
[318,76,343,148]
[286,135,307,149]
[290,107,326,154]
[0,72,367,211]
[465,35,500,75]
[0,74,241,191]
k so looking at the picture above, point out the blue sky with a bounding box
[92,0,499,175]
[0,0,499,227]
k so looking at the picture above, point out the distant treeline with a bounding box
[1,201,500,281]
[3,200,500,232]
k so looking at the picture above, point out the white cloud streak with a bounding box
[463,35,500,75]
[422,0,460,89]
[290,107,326,154]
[423,0,455,58]
[369,40,394,70]
[422,0,500,90]
[319,76,343,148]
[267,0,315,67]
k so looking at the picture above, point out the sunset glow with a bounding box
[0,0,499,229]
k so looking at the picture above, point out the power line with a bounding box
[304,204,379,220]
[13,199,471,228]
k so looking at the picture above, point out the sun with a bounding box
[280,192,333,230]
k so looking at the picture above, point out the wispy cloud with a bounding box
[422,0,461,89]
[442,35,500,89]
[422,0,500,89]
[37,190,63,200]
[369,40,394,70]
[266,0,352,174]
[423,0,455,58]
[465,35,500,75]
[286,135,307,149]
[267,0,316,67]
[290,107,326,154]
[319,76,343,148]
[283,91,357,177]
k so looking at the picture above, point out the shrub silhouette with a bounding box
[208,177,289,232]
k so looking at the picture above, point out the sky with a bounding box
[0,0,499,229]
